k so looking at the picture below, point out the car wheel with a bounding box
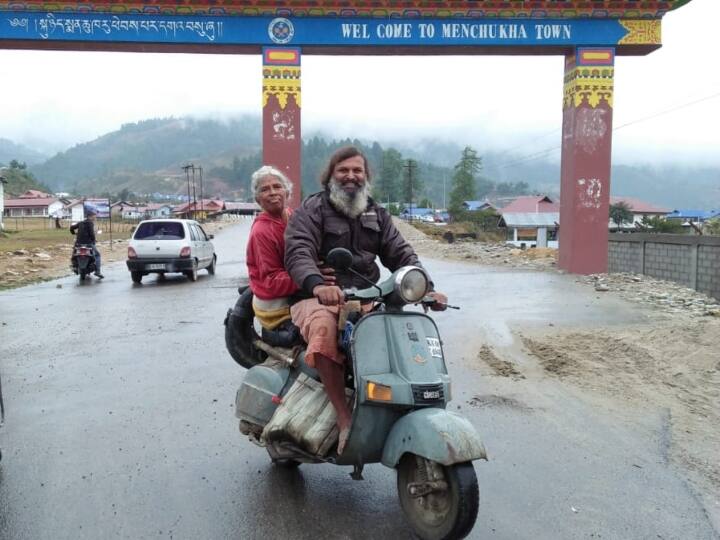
[185,265,198,282]
[131,271,143,284]
[207,255,216,275]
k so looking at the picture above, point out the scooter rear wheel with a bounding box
[397,454,479,540]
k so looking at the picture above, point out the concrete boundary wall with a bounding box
[608,233,720,300]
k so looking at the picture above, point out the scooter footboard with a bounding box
[381,408,487,467]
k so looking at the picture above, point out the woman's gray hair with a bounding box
[250,166,293,198]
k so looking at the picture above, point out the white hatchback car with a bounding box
[126,219,216,284]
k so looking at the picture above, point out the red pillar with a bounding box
[262,47,302,209]
[558,48,615,274]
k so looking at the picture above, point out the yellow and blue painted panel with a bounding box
[0,12,661,48]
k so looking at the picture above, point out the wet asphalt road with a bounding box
[0,220,717,540]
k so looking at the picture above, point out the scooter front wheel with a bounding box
[397,454,479,540]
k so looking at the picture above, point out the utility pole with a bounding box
[182,164,193,218]
[191,166,197,221]
[404,159,417,217]
[198,166,204,222]
[442,173,447,210]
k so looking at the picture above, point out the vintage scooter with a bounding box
[224,248,487,540]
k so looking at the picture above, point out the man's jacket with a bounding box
[70,219,96,245]
[285,191,426,297]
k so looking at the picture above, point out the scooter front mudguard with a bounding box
[381,408,487,468]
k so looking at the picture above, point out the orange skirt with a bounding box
[290,298,342,368]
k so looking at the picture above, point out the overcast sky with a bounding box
[0,0,718,166]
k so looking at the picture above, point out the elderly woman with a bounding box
[246,165,299,331]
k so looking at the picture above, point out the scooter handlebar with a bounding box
[419,296,460,310]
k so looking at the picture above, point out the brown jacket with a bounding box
[285,191,428,296]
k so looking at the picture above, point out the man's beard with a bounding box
[328,179,370,218]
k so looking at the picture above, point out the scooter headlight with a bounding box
[394,267,429,304]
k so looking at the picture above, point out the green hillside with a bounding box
[30,116,262,195]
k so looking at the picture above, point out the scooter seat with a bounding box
[261,320,303,348]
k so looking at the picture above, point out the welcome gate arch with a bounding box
[0,1,693,274]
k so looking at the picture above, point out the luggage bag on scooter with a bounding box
[262,373,353,457]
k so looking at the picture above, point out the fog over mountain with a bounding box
[0,138,48,167]
[5,115,717,210]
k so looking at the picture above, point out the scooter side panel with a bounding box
[235,365,289,426]
[381,408,487,467]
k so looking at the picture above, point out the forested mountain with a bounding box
[30,116,262,194]
[14,115,720,209]
[1,161,51,196]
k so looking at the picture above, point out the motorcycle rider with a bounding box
[70,209,104,279]
[285,146,448,454]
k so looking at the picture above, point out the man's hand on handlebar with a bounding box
[427,291,449,311]
[419,291,460,312]
[313,284,345,306]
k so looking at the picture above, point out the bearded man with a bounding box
[284,146,447,454]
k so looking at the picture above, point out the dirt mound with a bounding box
[467,394,533,412]
[394,218,556,270]
[476,345,525,379]
[522,319,720,493]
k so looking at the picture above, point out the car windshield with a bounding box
[134,221,185,240]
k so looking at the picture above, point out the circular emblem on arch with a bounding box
[268,18,295,45]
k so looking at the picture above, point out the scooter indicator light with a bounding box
[367,382,393,402]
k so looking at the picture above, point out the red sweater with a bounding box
[246,211,299,300]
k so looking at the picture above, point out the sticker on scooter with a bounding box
[426,337,442,358]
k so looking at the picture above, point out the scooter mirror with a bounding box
[326,247,353,271]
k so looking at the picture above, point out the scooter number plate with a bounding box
[146,264,166,270]
[423,390,441,400]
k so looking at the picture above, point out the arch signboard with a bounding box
[0,1,693,273]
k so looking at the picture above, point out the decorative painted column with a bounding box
[558,47,615,274]
[262,47,302,209]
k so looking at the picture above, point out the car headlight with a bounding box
[394,267,429,303]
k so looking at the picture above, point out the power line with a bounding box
[491,90,720,170]
[613,91,720,132]
[492,128,561,159]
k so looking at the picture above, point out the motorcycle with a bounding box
[70,244,97,282]
[224,248,487,540]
